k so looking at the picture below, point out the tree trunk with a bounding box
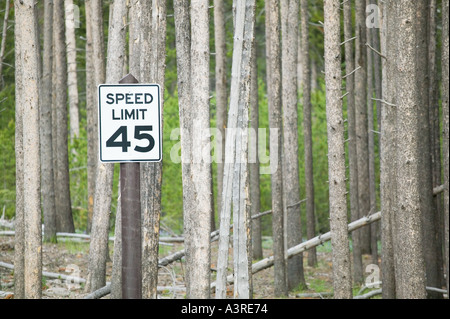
[174,0,193,296]
[183,0,212,299]
[300,0,317,268]
[0,0,10,87]
[343,0,362,284]
[139,0,167,299]
[85,0,117,293]
[65,0,80,140]
[15,0,43,299]
[214,0,227,228]
[41,0,57,243]
[281,0,305,291]
[324,0,353,299]
[355,0,371,255]
[442,0,449,296]
[420,0,443,299]
[85,0,96,234]
[266,0,287,297]
[366,17,378,266]
[392,0,427,299]
[110,181,122,299]
[53,0,74,233]
[379,0,397,299]
[250,42,263,261]
[13,0,24,298]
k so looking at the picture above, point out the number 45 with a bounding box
[106,126,155,153]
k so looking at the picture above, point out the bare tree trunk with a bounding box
[420,0,443,299]
[214,0,227,227]
[185,0,212,299]
[0,0,10,87]
[442,0,449,296]
[281,0,305,291]
[86,0,127,294]
[85,0,96,233]
[250,42,263,261]
[139,0,167,299]
[343,0,362,284]
[324,0,353,299]
[54,0,74,233]
[41,0,57,243]
[110,182,122,299]
[174,0,193,295]
[65,0,80,140]
[427,0,445,295]
[300,0,317,268]
[379,0,397,299]
[366,18,378,266]
[393,0,427,299]
[266,0,287,297]
[13,0,24,298]
[355,0,371,256]
[15,0,43,299]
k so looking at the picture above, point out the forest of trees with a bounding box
[0,0,448,300]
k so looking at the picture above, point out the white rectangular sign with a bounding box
[98,84,162,162]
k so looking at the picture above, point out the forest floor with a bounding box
[0,234,378,299]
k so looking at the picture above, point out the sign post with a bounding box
[98,73,162,299]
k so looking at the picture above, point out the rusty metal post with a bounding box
[119,74,142,299]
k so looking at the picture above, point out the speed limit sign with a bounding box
[98,83,162,162]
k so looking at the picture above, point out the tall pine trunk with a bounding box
[392,0,427,299]
[41,0,57,243]
[380,0,397,299]
[300,0,317,268]
[441,0,449,295]
[266,0,287,297]
[53,0,74,233]
[139,0,167,299]
[324,0,353,299]
[343,0,362,283]
[15,0,43,299]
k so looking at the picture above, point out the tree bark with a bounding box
[392,0,427,299]
[379,0,397,299]
[419,0,443,299]
[41,0,57,243]
[139,0,167,299]
[366,16,378,266]
[355,0,371,256]
[15,0,43,299]
[324,0,353,299]
[174,0,193,296]
[300,0,317,268]
[13,0,24,298]
[343,0,363,284]
[182,0,212,299]
[53,0,75,233]
[266,0,287,297]
[85,0,96,233]
[250,42,263,261]
[0,0,10,87]
[441,0,449,296]
[86,0,121,293]
[214,0,227,228]
[65,0,80,140]
[281,0,305,290]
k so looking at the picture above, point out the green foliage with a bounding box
[0,0,334,238]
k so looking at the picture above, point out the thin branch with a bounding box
[365,42,387,60]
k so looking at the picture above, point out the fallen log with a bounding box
[210,212,382,289]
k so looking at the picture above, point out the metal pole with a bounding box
[119,74,142,299]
